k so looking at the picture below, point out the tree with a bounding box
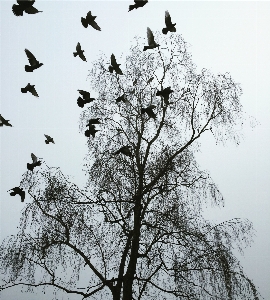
[0,32,261,300]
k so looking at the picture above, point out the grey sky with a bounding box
[1,1,270,299]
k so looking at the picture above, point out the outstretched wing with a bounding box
[25,49,37,66]
[29,85,39,97]
[24,5,40,14]
[76,42,81,51]
[147,27,154,45]
[78,90,90,99]
[31,153,38,163]
[111,54,117,66]
[165,10,172,27]
[89,20,101,31]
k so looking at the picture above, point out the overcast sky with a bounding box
[1,1,270,299]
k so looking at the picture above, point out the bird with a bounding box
[162,10,176,34]
[146,77,154,84]
[12,0,42,16]
[8,187,25,202]
[133,78,137,86]
[116,94,129,106]
[143,27,160,51]
[114,146,132,157]
[128,0,148,12]
[141,105,156,119]
[27,153,41,171]
[85,124,99,138]
[24,49,43,72]
[87,118,101,126]
[44,134,54,144]
[73,43,87,62]
[0,114,12,127]
[77,90,95,108]
[81,11,101,31]
[21,83,39,97]
[156,87,174,105]
[108,54,123,75]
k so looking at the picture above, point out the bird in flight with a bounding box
[21,83,39,97]
[24,49,43,72]
[81,11,101,31]
[44,134,54,144]
[77,90,95,107]
[162,11,176,34]
[141,105,156,119]
[85,124,99,138]
[109,54,123,75]
[73,43,87,62]
[156,87,174,105]
[114,146,132,157]
[8,187,25,202]
[0,114,12,127]
[12,0,42,16]
[128,0,148,12]
[27,153,41,171]
[143,27,159,51]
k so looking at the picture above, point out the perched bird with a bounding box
[21,83,39,97]
[143,27,159,51]
[114,146,132,157]
[81,11,101,31]
[44,134,54,144]
[128,0,148,12]
[73,43,87,62]
[85,124,99,138]
[156,87,174,105]
[8,187,25,202]
[108,54,123,75]
[87,118,101,125]
[116,94,129,105]
[141,105,156,119]
[24,49,43,72]
[77,90,95,108]
[146,77,154,84]
[162,10,176,34]
[0,114,12,127]
[27,153,41,171]
[12,0,42,16]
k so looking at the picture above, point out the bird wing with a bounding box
[29,85,39,97]
[79,52,87,61]
[31,153,38,163]
[25,49,37,65]
[44,134,51,140]
[89,20,101,31]
[17,1,35,6]
[134,0,147,4]
[147,27,154,45]
[165,10,172,27]
[76,42,81,51]
[78,90,90,99]
[0,115,4,122]
[24,5,40,14]
[111,54,117,66]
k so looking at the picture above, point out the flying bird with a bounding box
[114,146,132,157]
[21,83,39,97]
[85,124,99,138]
[12,0,42,16]
[44,134,54,144]
[73,43,87,62]
[0,114,12,127]
[81,11,101,31]
[77,90,95,107]
[8,187,25,202]
[27,153,41,171]
[143,27,159,51]
[108,54,123,75]
[156,87,174,105]
[128,0,148,12]
[141,105,156,119]
[24,49,43,72]
[162,10,176,34]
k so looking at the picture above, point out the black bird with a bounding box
[0,114,12,127]
[87,118,101,125]
[12,0,42,16]
[8,187,25,202]
[44,134,54,144]
[141,105,156,119]
[85,124,99,138]
[162,10,176,34]
[73,43,87,62]
[129,0,148,12]
[24,49,43,72]
[108,54,123,75]
[143,27,159,51]
[114,146,132,157]
[156,86,174,105]
[81,11,101,31]
[27,153,41,171]
[21,83,39,97]
[116,94,130,106]
[77,90,95,108]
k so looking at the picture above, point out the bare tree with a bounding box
[0,32,261,300]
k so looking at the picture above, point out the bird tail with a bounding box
[25,65,33,72]
[85,130,90,137]
[27,163,34,171]
[21,87,27,93]
[162,28,168,35]
[45,140,49,144]
[128,5,135,11]
[73,52,78,57]
[108,66,114,73]
[81,17,88,28]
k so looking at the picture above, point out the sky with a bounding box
[1,1,270,299]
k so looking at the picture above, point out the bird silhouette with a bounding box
[85,124,99,138]
[73,43,87,62]
[133,78,137,86]
[81,11,101,31]
[27,153,41,171]
[162,11,176,34]
[44,134,54,144]
[114,146,132,157]
[0,114,12,127]
[156,87,174,105]
[116,94,130,106]
[77,90,95,107]
[143,27,159,51]
[141,105,156,119]
[129,0,148,12]
[8,187,25,202]
[108,54,123,75]
[12,0,42,16]
[21,83,39,97]
[24,49,43,72]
